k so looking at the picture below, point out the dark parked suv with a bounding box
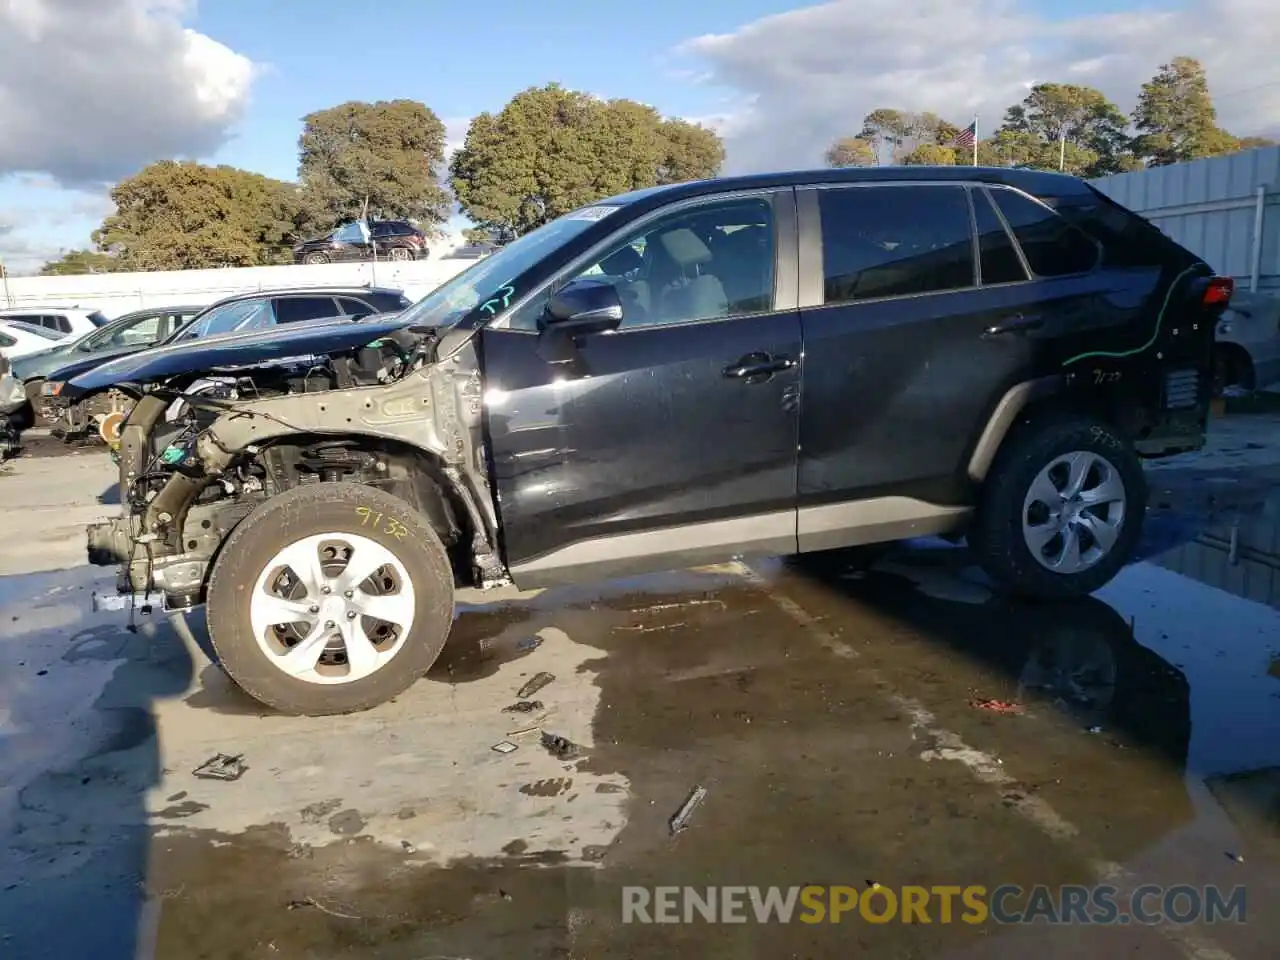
[293,220,429,264]
[74,166,1229,714]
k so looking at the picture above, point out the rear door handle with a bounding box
[723,352,796,380]
[983,313,1044,337]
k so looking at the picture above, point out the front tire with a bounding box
[304,252,329,265]
[971,417,1147,600]
[205,482,454,715]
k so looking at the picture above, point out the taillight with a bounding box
[1203,276,1233,307]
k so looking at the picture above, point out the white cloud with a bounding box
[679,0,1280,173]
[0,0,256,186]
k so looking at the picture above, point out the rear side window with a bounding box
[974,189,1029,285]
[274,296,342,325]
[1056,190,1188,270]
[819,185,975,304]
[990,188,1100,277]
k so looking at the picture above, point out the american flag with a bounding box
[951,120,977,148]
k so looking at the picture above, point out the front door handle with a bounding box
[983,313,1044,337]
[723,352,796,380]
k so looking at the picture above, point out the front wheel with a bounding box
[971,417,1147,600]
[205,482,455,715]
[303,252,329,265]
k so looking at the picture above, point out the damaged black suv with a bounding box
[71,167,1232,715]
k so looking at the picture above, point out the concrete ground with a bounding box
[1,416,1278,959]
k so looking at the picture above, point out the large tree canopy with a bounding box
[91,161,304,271]
[1132,57,1239,166]
[297,99,451,233]
[449,84,723,236]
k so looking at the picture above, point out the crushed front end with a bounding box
[81,321,507,613]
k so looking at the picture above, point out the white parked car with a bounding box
[1214,290,1280,393]
[0,320,66,359]
[0,305,110,341]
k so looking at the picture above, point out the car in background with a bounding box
[41,286,412,445]
[293,220,429,264]
[0,320,65,359]
[0,305,110,339]
[13,305,203,421]
[1213,289,1280,393]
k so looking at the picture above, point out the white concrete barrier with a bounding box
[1,253,474,318]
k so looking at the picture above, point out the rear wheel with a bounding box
[303,252,329,265]
[388,245,413,262]
[206,482,454,715]
[971,417,1146,600]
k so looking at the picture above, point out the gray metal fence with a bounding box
[1090,146,1280,295]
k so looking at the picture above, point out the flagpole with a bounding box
[973,114,979,166]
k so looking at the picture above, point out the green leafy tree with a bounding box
[1132,57,1239,166]
[297,99,450,234]
[901,143,957,165]
[977,130,1052,169]
[39,249,122,276]
[825,137,876,168]
[859,108,913,160]
[1001,83,1133,176]
[1238,136,1276,151]
[655,118,724,184]
[449,84,724,236]
[92,161,305,270]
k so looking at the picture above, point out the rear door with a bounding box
[794,181,1054,547]
[479,189,803,585]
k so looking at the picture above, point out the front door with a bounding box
[480,190,802,586]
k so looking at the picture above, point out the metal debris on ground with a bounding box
[491,741,519,755]
[517,672,555,699]
[286,897,361,920]
[517,636,543,652]
[969,698,1024,715]
[1228,852,1245,863]
[1087,726,1103,735]
[503,700,544,714]
[540,731,583,761]
[668,784,708,836]
[192,753,247,781]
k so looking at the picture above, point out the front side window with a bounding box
[820,185,975,304]
[274,296,342,325]
[109,313,163,346]
[177,298,274,341]
[990,188,1100,277]
[518,197,775,331]
[333,223,366,244]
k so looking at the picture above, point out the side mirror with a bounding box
[544,279,623,335]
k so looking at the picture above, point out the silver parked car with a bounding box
[1215,290,1280,393]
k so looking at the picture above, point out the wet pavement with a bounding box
[1,422,1279,959]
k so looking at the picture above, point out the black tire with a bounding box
[971,417,1147,600]
[387,245,413,262]
[303,252,329,265]
[205,482,454,715]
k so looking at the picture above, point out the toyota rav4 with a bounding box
[70,166,1231,715]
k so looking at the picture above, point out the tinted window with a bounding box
[178,298,274,341]
[820,185,975,304]
[990,188,1100,277]
[2,314,43,327]
[547,196,775,330]
[336,297,376,319]
[87,311,109,327]
[275,296,341,325]
[1055,191,1183,269]
[974,189,1029,285]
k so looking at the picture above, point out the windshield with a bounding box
[172,299,272,342]
[6,321,62,340]
[396,206,620,329]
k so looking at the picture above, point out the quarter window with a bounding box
[989,188,1099,277]
[545,197,776,331]
[973,189,1029,285]
[819,185,975,304]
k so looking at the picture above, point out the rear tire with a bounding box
[304,252,329,265]
[971,417,1147,600]
[388,246,412,262]
[205,482,454,715]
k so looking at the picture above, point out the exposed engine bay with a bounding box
[83,322,508,611]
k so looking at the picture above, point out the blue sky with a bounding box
[7,0,1272,275]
